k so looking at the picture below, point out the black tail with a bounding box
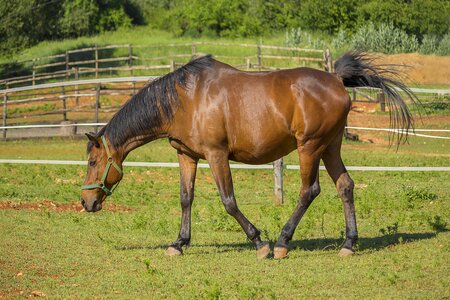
[334,51,418,144]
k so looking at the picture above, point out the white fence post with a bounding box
[273,158,284,205]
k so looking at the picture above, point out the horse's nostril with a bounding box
[92,199,101,211]
[81,199,86,207]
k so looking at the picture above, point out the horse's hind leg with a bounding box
[166,151,198,256]
[274,143,322,259]
[207,151,270,259]
[322,137,358,256]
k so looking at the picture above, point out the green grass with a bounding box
[0,137,449,298]
[0,135,449,166]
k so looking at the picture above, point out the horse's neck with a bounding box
[120,131,168,159]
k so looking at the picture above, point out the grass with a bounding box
[0,135,449,166]
[0,136,449,298]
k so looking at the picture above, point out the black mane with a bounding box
[102,55,214,148]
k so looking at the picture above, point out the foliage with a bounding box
[351,23,419,54]
[164,0,264,38]
[284,28,326,49]
[0,0,62,55]
[436,34,450,56]
[296,0,360,34]
[0,0,139,56]
[0,0,449,56]
[402,185,438,202]
[59,0,100,37]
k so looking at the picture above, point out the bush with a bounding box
[166,0,264,38]
[59,0,99,37]
[296,0,360,34]
[437,34,450,56]
[351,23,419,54]
[285,28,326,49]
[419,35,441,55]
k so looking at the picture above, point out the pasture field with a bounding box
[0,136,449,299]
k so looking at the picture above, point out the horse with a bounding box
[81,51,416,259]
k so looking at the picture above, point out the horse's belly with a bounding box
[229,135,297,164]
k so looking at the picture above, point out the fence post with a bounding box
[246,58,251,70]
[378,91,386,112]
[191,42,196,58]
[170,60,176,72]
[273,158,284,205]
[95,84,100,133]
[327,49,333,72]
[2,93,7,140]
[74,67,79,106]
[128,44,133,76]
[61,86,67,121]
[132,81,136,96]
[257,44,261,71]
[323,49,332,72]
[65,51,69,81]
[95,44,99,79]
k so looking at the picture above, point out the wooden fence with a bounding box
[0,42,330,89]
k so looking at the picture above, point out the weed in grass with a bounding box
[143,259,161,275]
[427,215,447,232]
[132,213,149,230]
[201,281,222,300]
[402,185,438,202]
[379,222,399,236]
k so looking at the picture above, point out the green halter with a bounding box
[81,135,123,196]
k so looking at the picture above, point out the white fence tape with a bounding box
[1,123,449,139]
[0,159,448,172]
[345,126,450,140]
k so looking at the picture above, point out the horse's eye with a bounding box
[89,160,96,166]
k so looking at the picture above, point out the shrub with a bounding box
[437,34,450,56]
[285,28,326,49]
[351,23,419,54]
[419,35,441,55]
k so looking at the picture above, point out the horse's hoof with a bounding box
[165,246,182,257]
[256,242,270,259]
[274,247,289,259]
[338,248,354,257]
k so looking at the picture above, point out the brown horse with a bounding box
[81,52,416,259]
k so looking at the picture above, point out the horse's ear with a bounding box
[85,132,100,148]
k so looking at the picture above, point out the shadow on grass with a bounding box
[290,232,439,252]
[114,232,440,254]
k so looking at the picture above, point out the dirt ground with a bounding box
[0,200,134,212]
[376,53,450,86]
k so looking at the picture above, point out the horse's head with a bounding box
[81,133,123,212]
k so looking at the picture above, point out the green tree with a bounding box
[167,0,264,37]
[405,0,450,38]
[0,0,62,55]
[59,0,99,37]
[297,0,360,34]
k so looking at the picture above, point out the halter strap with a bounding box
[81,136,123,196]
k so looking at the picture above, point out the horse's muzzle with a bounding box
[81,198,102,212]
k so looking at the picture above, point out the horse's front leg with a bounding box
[206,151,270,259]
[165,151,198,256]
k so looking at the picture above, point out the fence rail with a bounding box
[0,42,330,88]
